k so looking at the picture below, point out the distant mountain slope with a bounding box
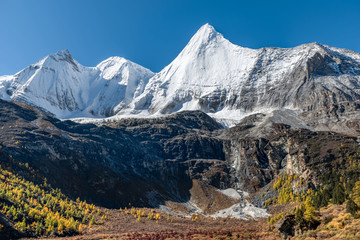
[0,50,154,118]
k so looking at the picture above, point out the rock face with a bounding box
[299,100,360,135]
[0,100,226,208]
[0,99,358,213]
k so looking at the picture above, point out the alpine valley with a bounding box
[1,24,360,239]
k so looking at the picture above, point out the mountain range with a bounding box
[2,23,360,126]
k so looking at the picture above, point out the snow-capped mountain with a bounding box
[126,23,360,120]
[1,24,360,121]
[0,50,154,118]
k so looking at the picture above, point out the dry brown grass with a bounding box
[28,206,280,240]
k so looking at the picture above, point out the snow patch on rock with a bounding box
[211,201,269,220]
[217,188,242,200]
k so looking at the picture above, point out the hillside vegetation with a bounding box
[265,142,360,238]
[0,147,102,238]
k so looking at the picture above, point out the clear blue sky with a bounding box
[1,0,359,75]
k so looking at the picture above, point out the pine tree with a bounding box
[346,198,359,217]
[89,215,95,226]
[332,182,346,205]
[57,223,64,235]
[304,196,316,222]
[294,204,305,224]
[82,215,87,224]
[35,222,43,236]
[78,223,83,233]
[352,181,360,206]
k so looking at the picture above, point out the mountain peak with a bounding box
[186,23,222,47]
[48,49,73,61]
[199,23,216,32]
[55,49,71,56]
[193,23,219,40]
[97,56,128,69]
[37,49,79,70]
[96,56,154,83]
[177,23,224,56]
[106,56,127,62]
[97,56,153,73]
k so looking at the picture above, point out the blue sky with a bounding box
[0,0,359,75]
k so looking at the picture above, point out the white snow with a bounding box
[212,188,268,219]
[162,188,269,220]
[217,188,242,200]
[211,201,269,220]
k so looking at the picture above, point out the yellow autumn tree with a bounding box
[303,196,315,222]
[352,180,360,206]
